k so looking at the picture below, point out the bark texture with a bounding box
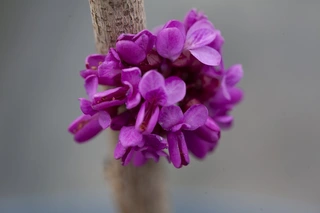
[88,1,169,213]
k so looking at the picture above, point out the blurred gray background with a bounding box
[1,0,320,212]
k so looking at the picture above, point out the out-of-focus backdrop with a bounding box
[1,0,320,212]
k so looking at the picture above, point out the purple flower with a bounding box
[184,8,208,31]
[220,64,243,100]
[115,126,168,166]
[209,87,243,129]
[116,30,156,65]
[97,48,123,86]
[92,67,142,110]
[184,118,220,158]
[69,9,243,168]
[135,70,186,133]
[68,111,111,143]
[184,19,221,66]
[209,30,224,54]
[159,104,208,168]
[156,20,186,61]
[80,54,106,79]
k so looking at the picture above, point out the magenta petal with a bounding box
[85,54,106,70]
[126,87,141,109]
[194,118,220,143]
[119,126,144,147]
[98,111,111,129]
[185,20,216,49]
[226,64,243,87]
[68,114,102,143]
[92,87,128,110]
[98,61,122,86]
[164,76,186,106]
[121,67,142,109]
[189,46,221,66]
[182,104,208,130]
[114,142,126,159]
[110,111,131,130]
[159,105,183,131]
[164,20,186,37]
[156,28,185,61]
[214,115,233,129]
[187,19,214,38]
[220,77,231,100]
[138,70,165,99]
[167,131,189,168]
[116,40,146,65]
[121,67,141,85]
[122,149,134,166]
[79,98,95,116]
[84,75,98,99]
[211,87,244,106]
[184,9,208,31]
[133,30,156,53]
[135,102,160,134]
[143,134,167,150]
[209,30,224,52]
[144,87,167,106]
[80,69,97,79]
[184,131,218,159]
[132,151,148,166]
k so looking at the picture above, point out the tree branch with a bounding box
[88,1,169,212]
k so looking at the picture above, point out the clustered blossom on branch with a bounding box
[68,9,243,168]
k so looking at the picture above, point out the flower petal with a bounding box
[184,9,208,31]
[185,28,216,50]
[135,102,160,134]
[182,104,208,130]
[156,28,185,61]
[143,134,167,150]
[210,87,244,106]
[116,40,146,65]
[167,131,189,168]
[159,105,183,131]
[98,61,122,86]
[186,19,214,39]
[144,87,167,106]
[79,98,95,115]
[119,126,144,147]
[138,70,165,99]
[68,114,102,143]
[98,111,111,129]
[226,64,243,87]
[189,46,221,66]
[84,75,98,99]
[164,76,186,106]
[132,151,147,166]
[114,142,127,159]
[121,67,142,109]
[214,115,233,129]
[110,111,132,131]
[80,69,97,79]
[209,30,224,53]
[85,54,105,70]
[133,30,156,53]
[164,20,186,37]
[184,131,218,159]
[121,67,141,85]
[194,118,220,143]
[92,87,128,110]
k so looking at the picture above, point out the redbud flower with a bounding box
[68,9,243,168]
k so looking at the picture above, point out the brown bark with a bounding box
[88,1,169,213]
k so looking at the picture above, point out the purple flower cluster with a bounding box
[68,9,243,168]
